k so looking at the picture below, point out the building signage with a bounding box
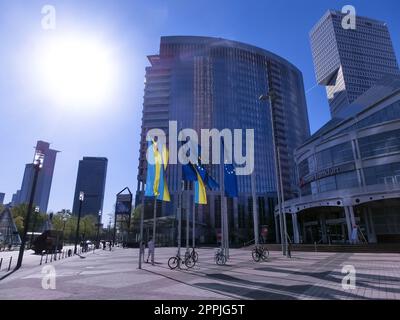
[115,194,132,216]
[300,162,356,185]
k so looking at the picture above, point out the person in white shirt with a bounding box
[146,238,155,264]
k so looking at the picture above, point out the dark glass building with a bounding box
[136,36,310,244]
[16,141,59,213]
[72,157,108,217]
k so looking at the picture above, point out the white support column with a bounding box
[344,206,356,242]
[348,206,356,227]
[292,213,300,244]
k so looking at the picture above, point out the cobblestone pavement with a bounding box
[0,247,399,300]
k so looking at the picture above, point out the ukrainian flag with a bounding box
[194,165,207,205]
[145,139,170,202]
[156,143,170,202]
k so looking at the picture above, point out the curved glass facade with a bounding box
[288,80,400,244]
[136,36,310,244]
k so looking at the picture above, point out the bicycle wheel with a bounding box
[216,254,226,265]
[168,256,179,269]
[261,248,269,260]
[193,251,199,262]
[185,256,195,268]
[252,249,261,262]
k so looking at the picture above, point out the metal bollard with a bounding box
[50,253,53,262]
[8,256,12,271]
[314,241,317,253]
[40,254,43,265]
[45,254,48,263]
[0,257,3,270]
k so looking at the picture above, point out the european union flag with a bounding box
[224,163,238,198]
[182,163,197,181]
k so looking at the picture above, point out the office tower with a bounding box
[72,157,108,217]
[135,36,310,243]
[17,141,59,213]
[0,193,5,205]
[310,10,400,117]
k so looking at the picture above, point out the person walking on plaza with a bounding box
[146,237,155,264]
[351,225,358,244]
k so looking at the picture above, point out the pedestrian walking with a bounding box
[146,237,155,264]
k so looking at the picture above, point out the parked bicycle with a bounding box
[185,248,199,263]
[215,247,227,265]
[252,245,269,262]
[168,253,195,269]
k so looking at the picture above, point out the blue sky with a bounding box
[0,0,399,223]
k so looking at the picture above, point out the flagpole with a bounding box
[192,182,196,250]
[138,182,145,269]
[177,164,182,262]
[186,182,190,253]
[251,171,259,246]
[152,197,157,265]
[277,147,288,256]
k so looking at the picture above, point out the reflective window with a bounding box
[340,100,400,134]
[298,159,309,178]
[316,142,354,169]
[318,175,336,193]
[364,162,400,185]
[358,129,400,158]
[336,171,359,189]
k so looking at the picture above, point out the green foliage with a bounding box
[8,205,99,243]
[130,205,142,231]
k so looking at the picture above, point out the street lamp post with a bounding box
[74,192,84,254]
[16,150,44,270]
[259,91,288,256]
[62,217,67,247]
[96,210,102,249]
[29,206,40,249]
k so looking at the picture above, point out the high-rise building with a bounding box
[310,10,400,117]
[72,157,108,217]
[11,190,21,207]
[0,193,5,205]
[17,141,59,213]
[136,36,310,244]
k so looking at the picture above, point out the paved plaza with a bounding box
[0,247,399,300]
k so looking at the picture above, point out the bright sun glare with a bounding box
[36,35,117,108]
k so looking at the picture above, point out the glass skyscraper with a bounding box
[17,141,58,213]
[72,157,108,217]
[310,10,400,117]
[136,36,310,244]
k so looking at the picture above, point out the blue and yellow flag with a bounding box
[194,165,207,205]
[145,140,170,202]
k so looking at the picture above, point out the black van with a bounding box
[32,230,63,254]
